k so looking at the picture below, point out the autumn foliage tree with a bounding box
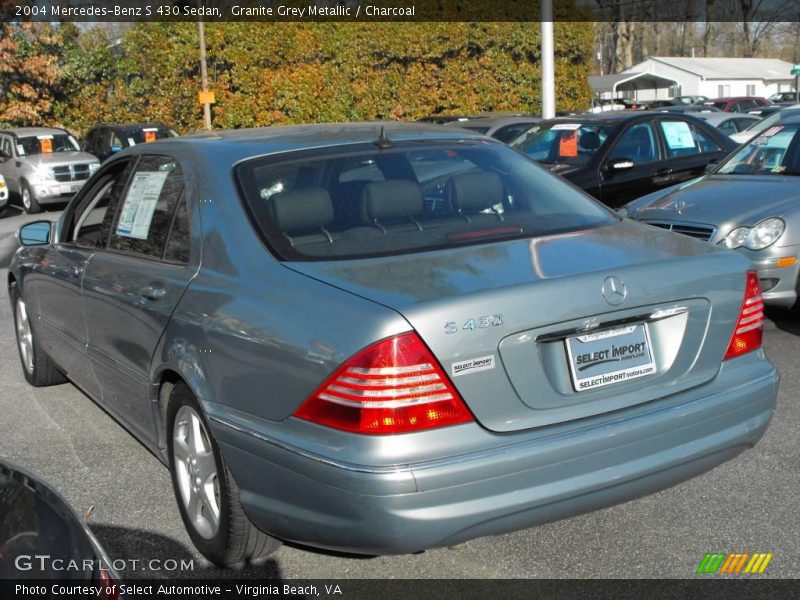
[0,23,64,126]
[10,20,594,136]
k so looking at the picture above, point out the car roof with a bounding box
[537,111,665,126]
[442,115,540,129]
[693,112,759,124]
[91,122,174,131]
[117,122,493,163]
[2,127,70,137]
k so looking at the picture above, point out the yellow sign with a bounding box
[198,90,216,105]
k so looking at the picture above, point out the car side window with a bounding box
[493,123,536,144]
[717,119,737,135]
[163,195,190,263]
[659,120,719,158]
[69,160,134,249]
[608,122,659,163]
[1,136,13,158]
[108,155,185,259]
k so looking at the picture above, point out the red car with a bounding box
[703,96,770,112]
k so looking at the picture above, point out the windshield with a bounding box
[510,123,614,166]
[236,141,616,261]
[17,134,80,156]
[744,108,800,134]
[122,126,179,145]
[717,124,800,176]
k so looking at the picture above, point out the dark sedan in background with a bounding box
[510,112,737,208]
[625,116,800,310]
[83,122,179,163]
[443,115,541,143]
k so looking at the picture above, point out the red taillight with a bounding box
[294,332,474,434]
[724,271,764,360]
[97,569,119,600]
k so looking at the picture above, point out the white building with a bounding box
[590,57,797,102]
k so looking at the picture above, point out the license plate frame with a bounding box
[565,323,656,392]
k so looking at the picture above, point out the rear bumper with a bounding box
[210,356,777,555]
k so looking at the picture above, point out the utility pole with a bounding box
[541,0,555,119]
[198,15,212,130]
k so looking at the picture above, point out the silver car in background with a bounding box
[625,116,800,310]
[0,127,99,214]
[9,123,777,566]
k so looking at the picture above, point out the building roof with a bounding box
[645,57,795,80]
[588,72,677,95]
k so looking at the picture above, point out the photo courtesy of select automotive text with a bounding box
[1,0,800,598]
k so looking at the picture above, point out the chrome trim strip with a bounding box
[535,306,688,343]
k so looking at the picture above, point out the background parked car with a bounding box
[8,122,776,566]
[768,91,799,105]
[691,112,762,138]
[443,115,542,143]
[0,128,99,214]
[83,122,179,162]
[510,112,737,208]
[703,96,770,112]
[0,461,119,585]
[0,174,8,214]
[674,95,708,105]
[730,104,800,144]
[623,116,800,310]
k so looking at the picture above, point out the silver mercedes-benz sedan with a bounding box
[624,116,800,310]
[8,123,778,566]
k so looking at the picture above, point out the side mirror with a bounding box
[18,221,52,247]
[606,158,635,172]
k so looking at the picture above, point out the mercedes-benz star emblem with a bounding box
[601,276,627,306]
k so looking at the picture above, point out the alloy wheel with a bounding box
[15,297,34,375]
[172,405,221,540]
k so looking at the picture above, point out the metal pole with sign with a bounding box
[541,0,555,119]
[198,14,212,130]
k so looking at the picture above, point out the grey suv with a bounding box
[0,128,99,213]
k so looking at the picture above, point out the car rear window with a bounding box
[236,141,616,261]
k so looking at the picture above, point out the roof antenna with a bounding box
[374,126,394,150]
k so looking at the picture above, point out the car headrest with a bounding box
[579,131,601,150]
[446,171,504,214]
[270,187,333,234]
[361,180,424,223]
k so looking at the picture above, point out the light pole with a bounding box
[540,0,555,119]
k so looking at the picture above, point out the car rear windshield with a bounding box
[511,123,614,166]
[17,134,80,155]
[717,124,800,176]
[236,140,616,261]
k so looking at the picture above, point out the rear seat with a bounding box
[269,187,335,246]
[338,179,428,239]
[445,171,506,224]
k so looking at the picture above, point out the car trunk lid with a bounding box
[285,220,750,432]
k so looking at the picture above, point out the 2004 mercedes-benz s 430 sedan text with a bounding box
[8,123,778,566]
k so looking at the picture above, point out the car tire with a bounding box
[167,383,281,567]
[20,181,42,214]
[10,283,67,387]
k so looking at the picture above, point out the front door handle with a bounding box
[140,285,167,301]
[654,168,673,177]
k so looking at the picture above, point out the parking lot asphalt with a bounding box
[0,205,797,580]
